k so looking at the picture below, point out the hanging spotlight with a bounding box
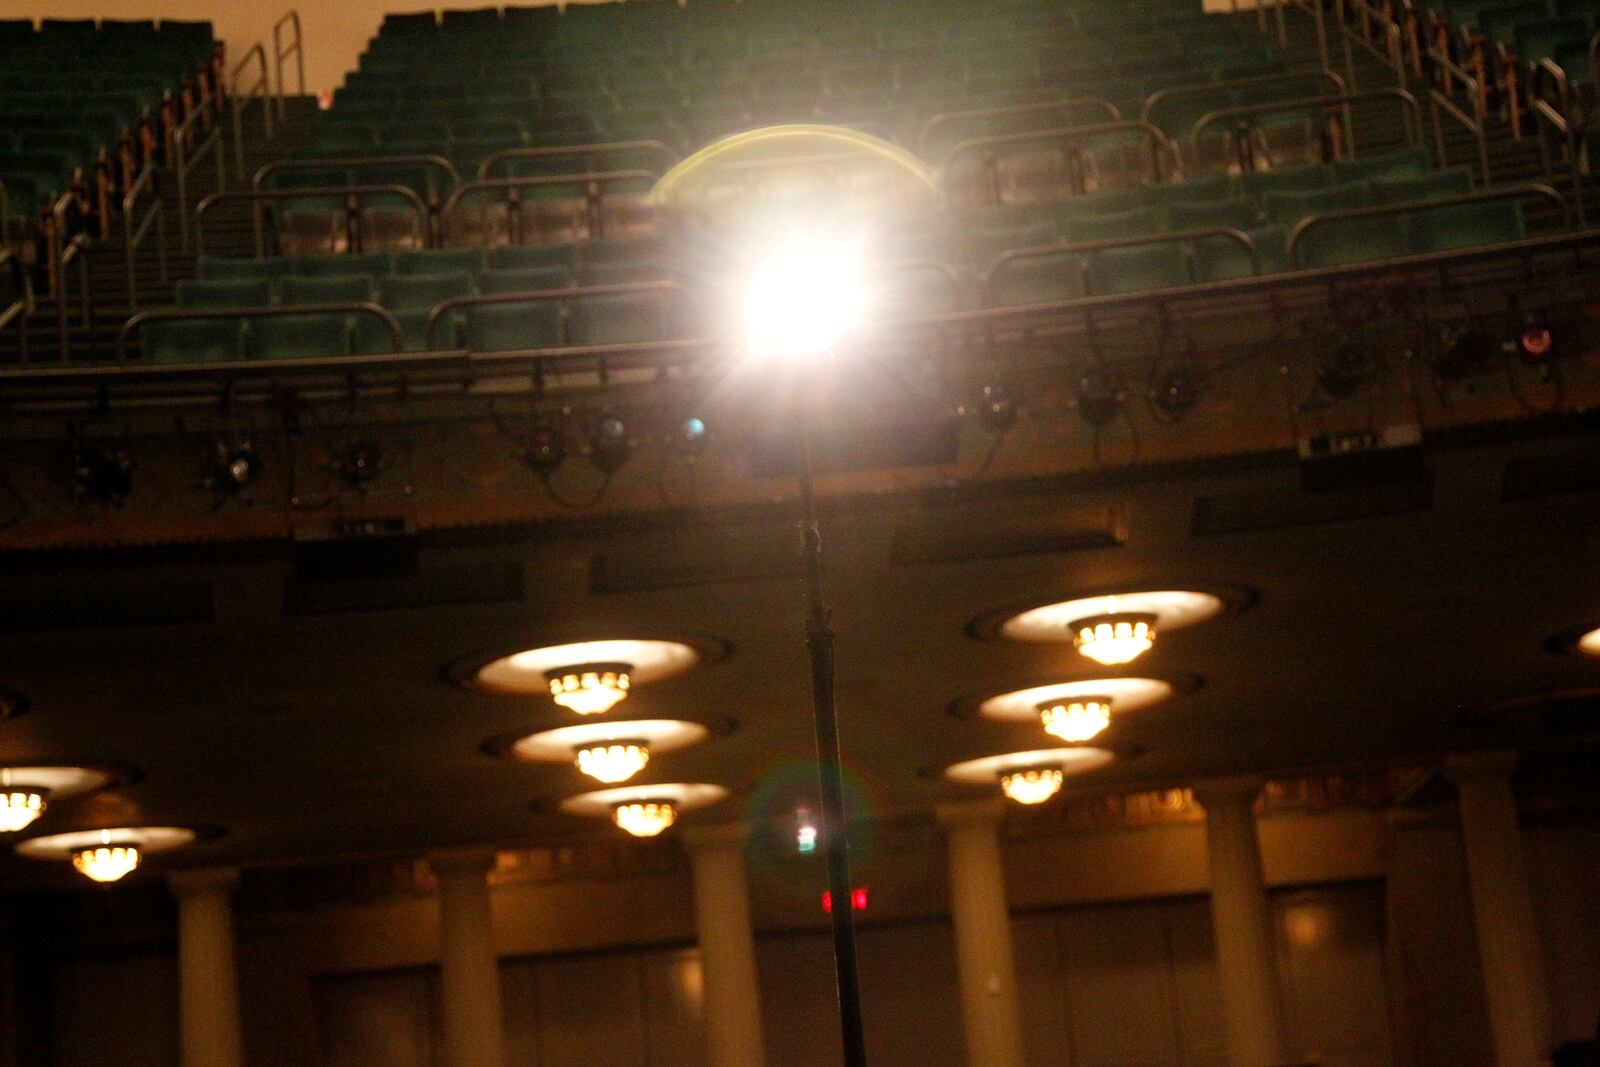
[999,765,1065,805]
[1038,697,1113,742]
[1074,367,1123,427]
[1316,343,1377,400]
[588,415,631,474]
[974,383,1018,433]
[574,740,650,784]
[613,799,677,837]
[204,440,261,496]
[336,440,383,488]
[0,789,46,833]
[1151,365,1203,420]
[72,441,134,507]
[1515,314,1562,364]
[674,415,709,456]
[520,424,567,478]
[796,806,818,854]
[545,662,632,715]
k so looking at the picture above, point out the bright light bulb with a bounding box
[742,236,867,359]
[1073,614,1155,665]
[546,664,631,715]
[613,801,677,837]
[1578,626,1600,657]
[575,742,650,784]
[72,843,141,882]
[1000,766,1065,805]
[1039,699,1112,742]
[0,791,45,833]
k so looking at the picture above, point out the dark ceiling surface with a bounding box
[0,424,1597,889]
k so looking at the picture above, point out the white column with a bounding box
[1445,750,1551,1067]
[682,823,768,1067]
[429,849,506,1067]
[1193,776,1289,1067]
[168,867,244,1067]
[936,800,1026,1067]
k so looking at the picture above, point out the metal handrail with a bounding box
[170,99,225,254]
[1424,47,1493,184]
[272,10,305,122]
[1591,27,1599,88]
[122,164,168,310]
[117,302,405,364]
[230,42,274,174]
[919,98,1122,157]
[443,170,658,245]
[1336,0,1410,92]
[0,246,30,364]
[1528,59,1585,226]
[252,154,459,250]
[49,191,91,362]
[938,121,1178,204]
[477,141,675,181]
[423,279,688,350]
[1191,88,1423,167]
[1282,0,1332,71]
[983,227,1262,305]
[1140,70,1347,127]
[1285,183,1569,267]
[194,184,430,257]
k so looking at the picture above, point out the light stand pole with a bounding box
[795,403,869,1067]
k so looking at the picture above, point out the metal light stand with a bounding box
[795,402,869,1067]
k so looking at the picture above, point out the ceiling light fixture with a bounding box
[999,765,1065,805]
[0,765,119,834]
[576,741,650,784]
[72,833,142,883]
[546,662,632,715]
[1072,613,1157,665]
[0,789,46,833]
[1578,626,1600,657]
[614,800,678,837]
[1038,697,1113,742]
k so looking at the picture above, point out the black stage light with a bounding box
[206,440,261,495]
[521,424,567,478]
[1075,368,1123,427]
[337,440,384,488]
[975,383,1018,433]
[588,415,631,474]
[1516,316,1559,364]
[1151,365,1203,419]
[73,442,133,506]
[1316,344,1374,400]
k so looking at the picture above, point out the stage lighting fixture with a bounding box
[521,425,567,478]
[205,441,261,495]
[1516,315,1560,364]
[975,383,1018,433]
[675,415,709,456]
[336,441,383,488]
[1317,344,1375,399]
[72,442,133,506]
[1075,368,1123,427]
[742,236,866,359]
[588,415,631,474]
[1152,365,1203,419]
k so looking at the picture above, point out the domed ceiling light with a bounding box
[1577,626,1600,657]
[560,782,729,838]
[971,677,1178,744]
[943,747,1115,806]
[987,590,1229,665]
[0,765,120,834]
[490,719,713,785]
[469,639,705,715]
[15,826,199,884]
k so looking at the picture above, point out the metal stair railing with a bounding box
[1528,59,1588,226]
[1425,46,1494,184]
[272,10,306,123]
[230,43,274,175]
[0,246,30,364]
[122,164,169,310]
[170,96,226,254]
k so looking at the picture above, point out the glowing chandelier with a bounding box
[575,741,650,784]
[613,800,677,837]
[1071,613,1156,665]
[1038,697,1113,742]
[545,662,632,715]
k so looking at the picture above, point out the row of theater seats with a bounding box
[0,17,213,226]
[1419,0,1600,84]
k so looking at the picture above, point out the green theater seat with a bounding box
[380,271,475,350]
[175,279,274,310]
[1067,208,1161,243]
[570,293,673,345]
[1404,200,1525,253]
[1239,163,1332,197]
[249,314,354,359]
[988,252,1086,306]
[481,267,574,293]
[141,318,245,363]
[1086,242,1192,295]
[1262,183,1371,225]
[1194,225,1285,281]
[1292,214,1407,268]
[279,275,375,305]
[1163,196,1261,232]
[1333,146,1434,184]
[396,248,487,275]
[196,257,292,283]
[1371,167,1474,205]
[490,244,581,271]
[293,252,394,278]
[462,301,565,352]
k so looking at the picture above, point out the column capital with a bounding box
[167,866,240,897]
[680,821,753,851]
[1444,749,1519,784]
[1191,774,1266,809]
[427,847,498,878]
[935,798,1007,830]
